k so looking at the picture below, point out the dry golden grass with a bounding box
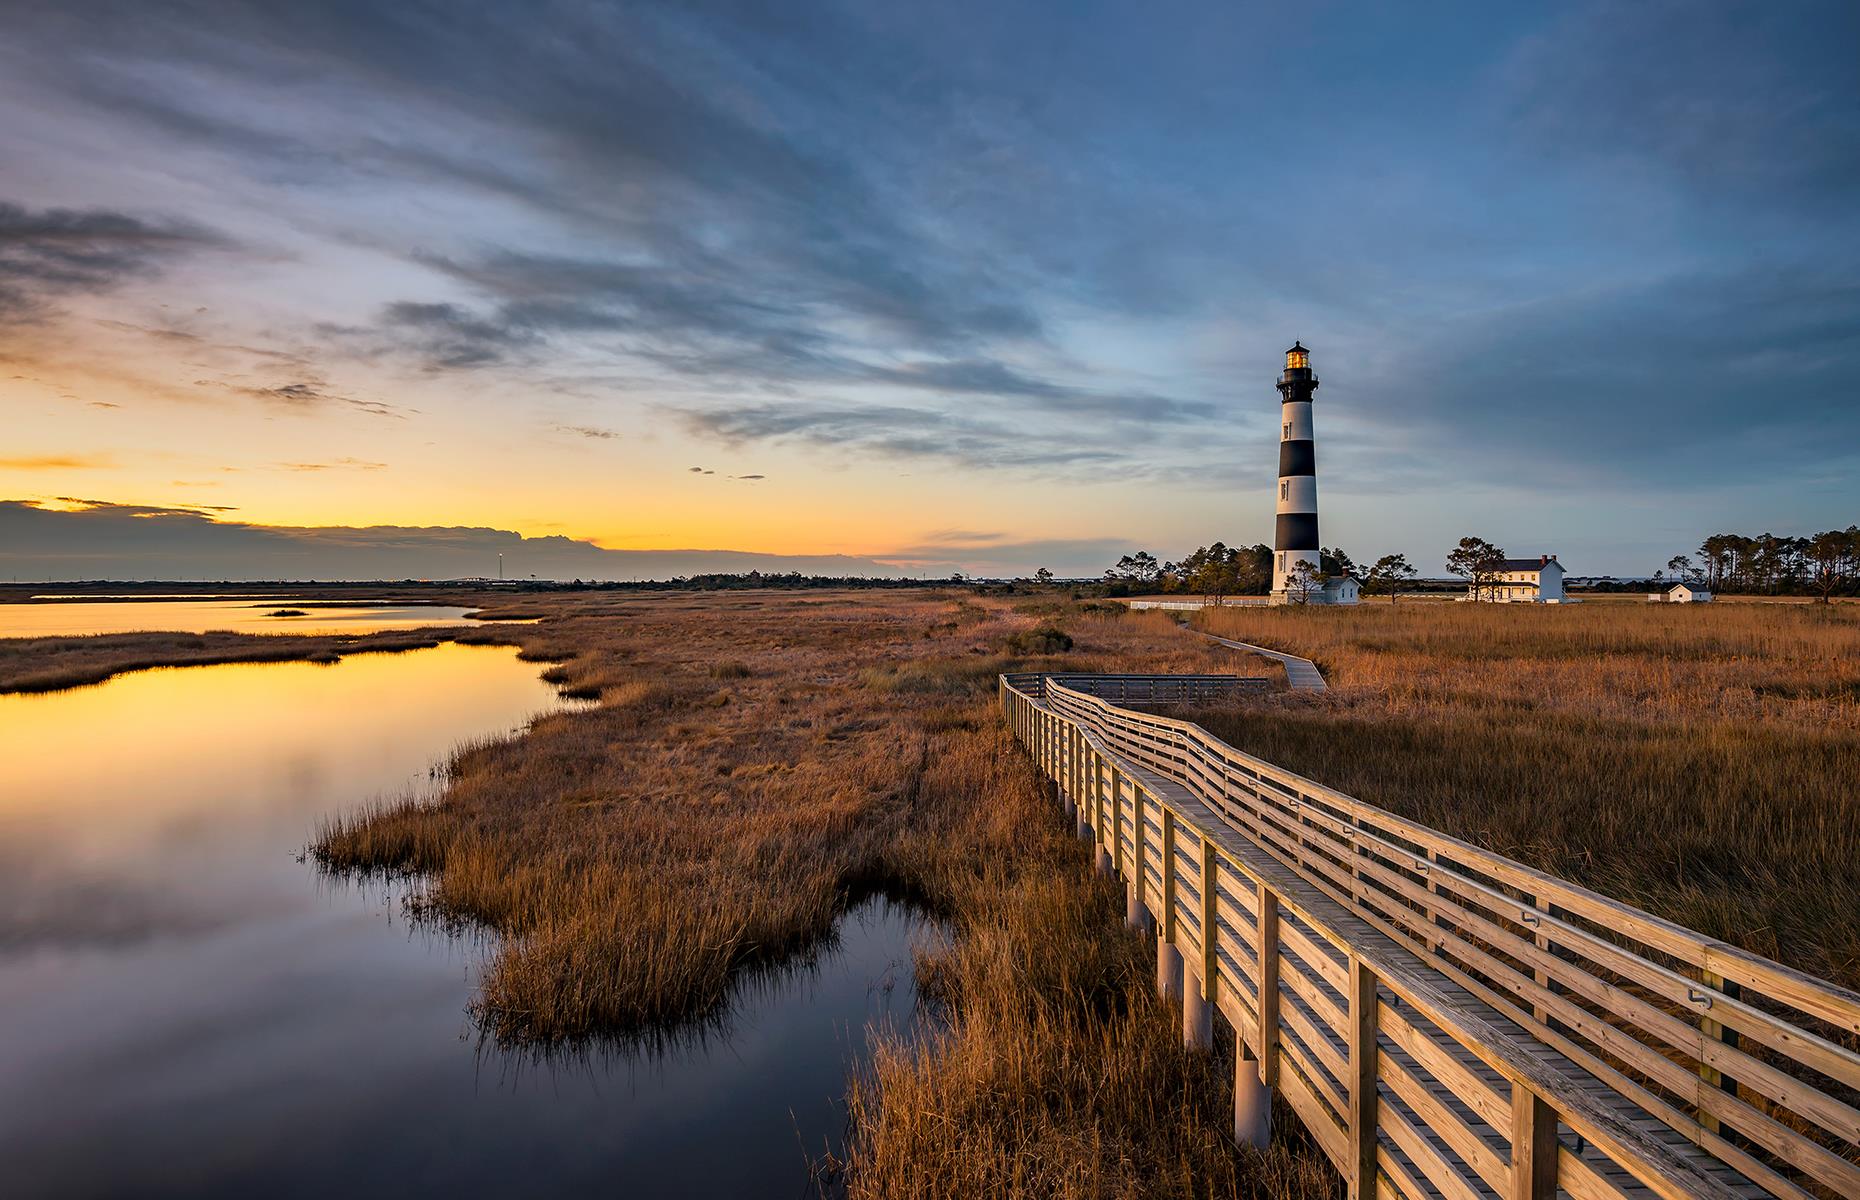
[1194,600,1860,989]
[843,868,1336,1200]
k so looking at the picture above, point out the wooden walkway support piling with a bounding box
[1000,671,1860,1200]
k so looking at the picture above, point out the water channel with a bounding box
[0,637,931,1198]
[0,597,490,637]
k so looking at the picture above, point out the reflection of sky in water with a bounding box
[0,599,487,637]
[0,646,929,1199]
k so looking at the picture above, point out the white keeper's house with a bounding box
[1477,555,1567,603]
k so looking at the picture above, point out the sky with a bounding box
[4,1,1858,580]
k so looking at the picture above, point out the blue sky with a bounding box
[3,1,1857,578]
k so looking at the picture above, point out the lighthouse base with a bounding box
[1269,577,1361,606]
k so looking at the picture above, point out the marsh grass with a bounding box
[1193,601,1860,988]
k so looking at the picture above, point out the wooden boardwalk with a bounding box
[1198,631,1329,691]
[1000,672,1860,1200]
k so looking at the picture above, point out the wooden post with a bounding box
[1057,718,1067,796]
[1091,746,1104,834]
[1350,812,1364,908]
[1698,970,1741,1134]
[1098,767,1111,859]
[1256,881,1280,1086]
[1112,775,1125,878]
[1509,1082,1558,1200]
[1066,723,1076,805]
[1348,959,1380,1200]
[1529,892,1550,1026]
[1424,846,1442,955]
[1200,837,1219,1005]
[1160,807,1178,945]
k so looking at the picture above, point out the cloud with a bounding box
[682,402,1128,473]
[0,455,113,470]
[862,359,1214,423]
[1354,263,1860,487]
[275,458,387,472]
[365,247,1200,443]
[554,424,618,440]
[199,377,409,419]
[0,499,908,581]
[0,200,226,325]
[0,7,1239,485]
[1497,2,1860,211]
[374,300,538,370]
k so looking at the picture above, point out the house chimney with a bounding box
[1540,555,1548,567]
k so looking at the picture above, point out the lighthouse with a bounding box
[1271,342,1352,602]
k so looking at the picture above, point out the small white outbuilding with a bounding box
[1650,581,1713,603]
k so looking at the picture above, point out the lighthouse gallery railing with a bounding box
[1000,672,1860,1200]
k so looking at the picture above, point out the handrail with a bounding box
[1001,671,1860,1200]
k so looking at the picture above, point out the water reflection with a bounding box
[0,598,487,637]
[0,646,930,1199]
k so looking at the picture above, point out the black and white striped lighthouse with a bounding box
[1271,341,1321,598]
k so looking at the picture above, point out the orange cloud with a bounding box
[0,454,113,470]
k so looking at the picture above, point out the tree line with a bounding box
[1657,528,1860,601]
[1101,543,1424,603]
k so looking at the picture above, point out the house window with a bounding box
[1277,553,1285,572]
[1280,481,1289,501]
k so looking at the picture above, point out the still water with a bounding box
[0,598,487,637]
[0,645,929,1198]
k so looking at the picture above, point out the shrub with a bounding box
[1002,625,1073,655]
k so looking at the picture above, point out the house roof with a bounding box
[1493,558,1559,572]
[1667,580,1708,592]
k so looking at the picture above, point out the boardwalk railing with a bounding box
[1001,672,1266,703]
[1000,672,1860,1200]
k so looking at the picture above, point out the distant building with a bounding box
[1317,576,1361,603]
[1648,581,1712,603]
[1473,555,1567,603]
